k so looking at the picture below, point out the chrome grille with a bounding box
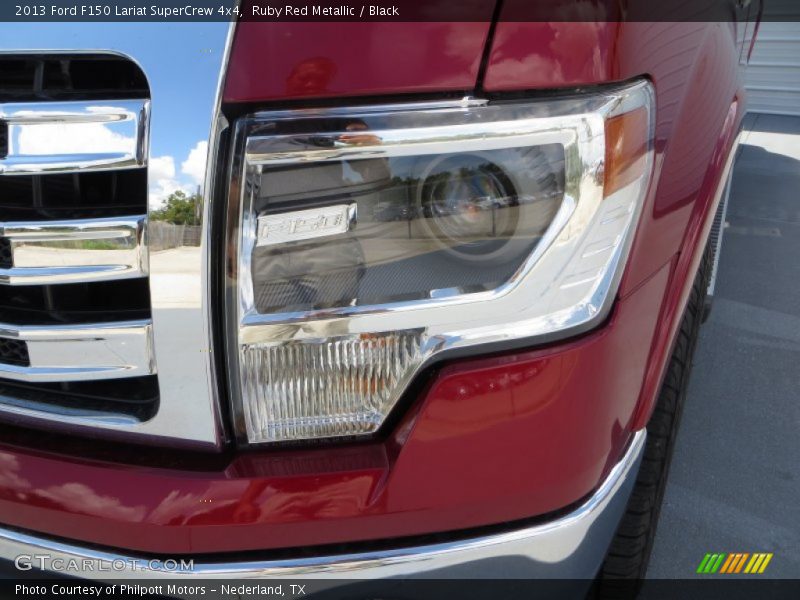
[0,54,148,102]
[0,216,147,285]
[0,238,10,268]
[0,170,148,220]
[0,54,157,421]
[0,99,147,175]
[0,338,28,367]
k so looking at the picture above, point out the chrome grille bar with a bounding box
[0,320,154,383]
[0,100,148,175]
[0,216,147,285]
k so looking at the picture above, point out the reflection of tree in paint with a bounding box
[286,57,337,96]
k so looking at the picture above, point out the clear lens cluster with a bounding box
[240,331,423,442]
[229,81,655,444]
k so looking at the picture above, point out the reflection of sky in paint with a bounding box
[1,22,228,208]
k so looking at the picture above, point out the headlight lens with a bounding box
[227,80,654,444]
[251,144,563,314]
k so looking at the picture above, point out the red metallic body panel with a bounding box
[0,264,667,554]
[484,20,743,292]
[631,100,741,430]
[484,17,746,428]
[224,21,492,102]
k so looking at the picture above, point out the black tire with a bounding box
[593,243,714,598]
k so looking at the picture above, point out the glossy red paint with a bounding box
[483,22,621,90]
[484,20,744,289]
[223,20,493,103]
[631,100,741,430]
[0,264,668,554]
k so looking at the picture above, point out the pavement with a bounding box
[647,113,800,578]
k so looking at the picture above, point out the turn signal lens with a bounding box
[604,106,650,197]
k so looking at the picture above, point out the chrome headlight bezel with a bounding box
[224,80,655,445]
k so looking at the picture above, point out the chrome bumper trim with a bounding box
[0,430,645,580]
[0,320,154,383]
[0,216,147,285]
[0,100,148,175]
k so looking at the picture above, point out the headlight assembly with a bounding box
[225,80,655,444]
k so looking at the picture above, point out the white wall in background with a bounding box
[745,3,800,115]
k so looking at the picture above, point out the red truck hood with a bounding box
[223,9,499,103]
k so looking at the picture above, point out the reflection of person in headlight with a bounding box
[251,120,392,314]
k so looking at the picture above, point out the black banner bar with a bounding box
[1,0,800,22]
[5,579,800,600]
